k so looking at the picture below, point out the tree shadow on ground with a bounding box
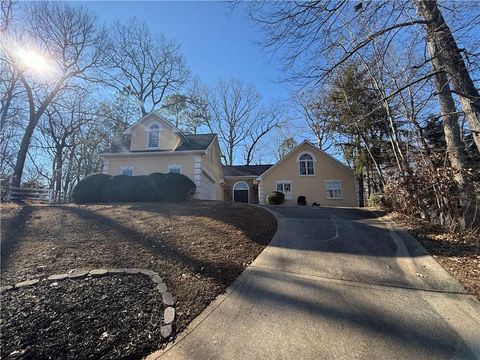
[1,205,34,273]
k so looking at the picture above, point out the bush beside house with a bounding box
[72,173,195,204]
[266,191,285,205]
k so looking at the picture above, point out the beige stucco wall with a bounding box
[201,138,224,201]
[105,154,195,179]
[129,117,182,151]
[259,142,357,207]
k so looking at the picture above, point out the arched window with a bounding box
[299,153,314,175]
[147,124,160,148]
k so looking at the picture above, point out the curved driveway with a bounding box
[151,206,480,360]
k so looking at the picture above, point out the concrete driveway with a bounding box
[149,206,480,360]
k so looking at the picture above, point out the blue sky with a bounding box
[80,1,290,104]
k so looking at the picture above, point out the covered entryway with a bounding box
[233,181,249,203]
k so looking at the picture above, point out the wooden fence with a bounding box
[7,187,53,203]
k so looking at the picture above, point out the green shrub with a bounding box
[368,193,387,208]
[160,172,196,201]
[266,191,285,205]
[73,172,195,204]
[297,196,307,205]
[72,173,111,204]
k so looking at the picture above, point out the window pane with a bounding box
[307,161,314,175]
[299,162,306,175]
[234,182,249,190]
[122,167,133,176]
[169,167,181,173]
[148,130,159,148]
[299,154,313,161]
[276,183,283,191]
[283,183,291,191]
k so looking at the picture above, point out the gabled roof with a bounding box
[122,111,189,142]
[106,133,216,154]
[223,164,274,177]
[256,140,353,180]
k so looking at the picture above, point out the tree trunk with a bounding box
[12,113,39,186]
[426,37,476,228]
[415,0,480,153]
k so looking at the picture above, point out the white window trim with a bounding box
[325,179,343,199]
[167,164,182,174]
[121,165,134,176]
[275,180,292,200]
[297,152,316,176]
[232,181,250,203]
[146,122,161,149]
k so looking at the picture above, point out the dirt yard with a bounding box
[393,213,480,300]
[0,200,277,358]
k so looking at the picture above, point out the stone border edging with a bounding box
[0,268,176,339]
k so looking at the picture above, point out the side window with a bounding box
[276,181,292,200]
[147,124,160,148]
[325,180,343,199]
[299,153,314,176]
[121,166,134,176]
[168,164,181,174]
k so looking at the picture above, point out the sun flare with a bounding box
[16,48,49,72]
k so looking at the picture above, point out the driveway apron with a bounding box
[149,206,480,360]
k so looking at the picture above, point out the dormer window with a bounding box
[147,123,160,148]
[299,153,315,175]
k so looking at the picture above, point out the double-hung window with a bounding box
[276,181,292,200]
[325,180,343,199]
[168,164,181,174]
[299,153,314,176]
[121,166,134,176]
[147,124,160,148]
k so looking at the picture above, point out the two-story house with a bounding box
[100,112,224,200]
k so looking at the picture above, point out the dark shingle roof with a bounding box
[175,134,216,151]
[223,165,273,177]
[109,134,216,153]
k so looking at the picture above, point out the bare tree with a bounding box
[104,18,190,116]
[0,0,12,32]
[6,2,106,186]
[414,0,480,153]
[207,79,280,165]
[292,92,333,151]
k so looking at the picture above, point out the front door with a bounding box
[233,182,249,203]
[234,189,249,203]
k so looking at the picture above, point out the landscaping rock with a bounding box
[47,273,69,281]
[151,275,163,284]
[140,269,156,276]
[155,282,168,293]
[68,271,89,279]
[36,265,47,272]
[160,324,172,338]
[15,279,39,288]
[89,269,108,277]
[164,307,175,324]
[108,268,126,274]
[162,292,174,306]
[125,268,141,274]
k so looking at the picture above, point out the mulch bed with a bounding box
[1,274,164,359]
[0,200,277,354]
[393,213,480,300]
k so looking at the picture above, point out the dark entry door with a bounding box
[234,190,249,203]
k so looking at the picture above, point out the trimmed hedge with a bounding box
[266,191,285,205]
[72,173,111,204]
[72,172,195,204]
